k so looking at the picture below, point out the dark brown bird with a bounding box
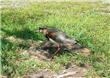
[36,27,90,58]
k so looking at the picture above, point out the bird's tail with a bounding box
[64,42,82,50]
[71,43,91,56]
[65,38,83,49]
[72,43,83,49]
[64,39,91,56]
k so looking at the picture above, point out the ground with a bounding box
[1,0,110,78]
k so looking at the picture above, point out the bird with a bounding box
[36,27,90,58]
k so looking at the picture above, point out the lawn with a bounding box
[1,2,110,78]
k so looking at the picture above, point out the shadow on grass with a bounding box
[1,38,17,51]
[1,27,43,41]
[1,38,19,77]
[1,27,78,58]
[40,42,72,55]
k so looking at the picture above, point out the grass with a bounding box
[1,2,110,77]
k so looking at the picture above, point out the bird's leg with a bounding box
[41,41,51,49]
[54,44,61,55]
[44,41,51,47]
[51,44,61,59]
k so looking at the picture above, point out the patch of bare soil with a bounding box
[20,44,90,78]
[23,66,87,78]
[4,36,91,78]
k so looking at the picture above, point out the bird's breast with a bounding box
[57,34,65,41]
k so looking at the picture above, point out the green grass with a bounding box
[1,2,110,77]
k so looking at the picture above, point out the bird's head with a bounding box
[35,27,48,35]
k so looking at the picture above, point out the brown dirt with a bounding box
[3,34,91,78]
[19,46,90,78]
